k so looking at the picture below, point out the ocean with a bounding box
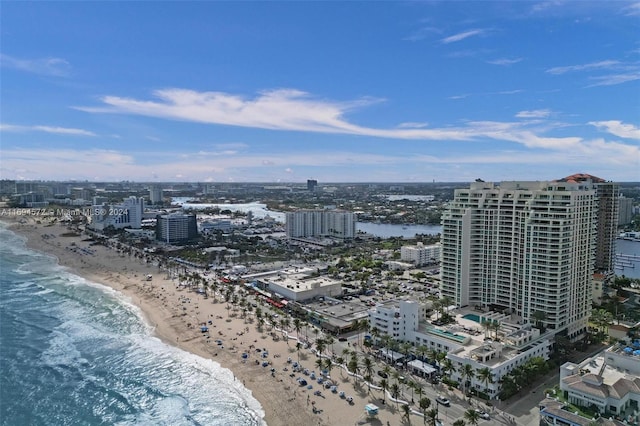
[0,223,265,426]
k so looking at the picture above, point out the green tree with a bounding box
[464,408,480,426]
[419,397,431,425]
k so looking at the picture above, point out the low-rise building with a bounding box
[368,301,552,399]
[559,344,640,422]
[254,267,342,302]
[400,242,441,266]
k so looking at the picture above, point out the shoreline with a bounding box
[3,218,401,426]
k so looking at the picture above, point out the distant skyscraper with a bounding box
[285,210,355,239]
[440,176,616,341]
[149,185,164,205]
[618,196,633,226]
[307,179,318,192]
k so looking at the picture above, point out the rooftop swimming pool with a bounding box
[427,327,467,343]
[462,313,480,323]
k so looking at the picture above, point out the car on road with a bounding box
[436,396,450,406]
[474,409,490,420]
[338,337,348,342]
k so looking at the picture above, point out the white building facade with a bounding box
[368,301,551,399]
[285,209,356,239]
[90,196,145,230]
[440,179,601,340]
[400,243,441,266]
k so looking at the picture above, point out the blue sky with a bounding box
[1,1,639,183]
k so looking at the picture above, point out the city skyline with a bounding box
[1,1,639,183]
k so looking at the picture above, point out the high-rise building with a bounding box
[149,185,164,205]
[90,196,145,230]
[557,174,618,273]
[618,196,634,226]
[440,176,617,341]
[307,179,318,192]
[285,210,356,239]
[156,213,198,243]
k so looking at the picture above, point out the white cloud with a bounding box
[77,88,477,141]
[589,120,640,140]
[440,29,486,44]
[516,109,552,119]
[0,54,71,77]
[0,123,96,136]
[397,122,429,129]
[587,72,640,87]
[487,58,523,66]
[545,60,620,75]
[403,26,441,42]
[623,2,640,16]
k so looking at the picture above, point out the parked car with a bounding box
[377,370,388,379]
[436,396,450,406]
[474,409,490,420]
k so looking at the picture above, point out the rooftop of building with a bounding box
[557,173,606,183]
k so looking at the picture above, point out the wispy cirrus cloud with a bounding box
[0,123,96,136]
[76,88,477,141]
[516,109,552,119]
[397,122,429,129]
[545,60,620,75]
[440,29,487,44]
[0,54,71,77]
[587,72,640,87]
[589,120,640,140]
[403,26,441,42]
[623,2,640,16]
[487,58,523,66]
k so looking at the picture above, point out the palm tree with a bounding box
[315,338,326,359]
[441,358,456,384]
[363,356,375,393]
[417,344,429,368]
[407,379,416,403]
[295,341,302,363]
[453,420,466,426]
[315,357,324,371]
[476,367,494,395]
[323,357,333,378]
[531,310,547,331]
[402,403,412,424]
[460,363,475,396]
[390,383,401,408]
[325,335,335,357]
[348,354,359,380]
[293,318,302,340]
[419,397,431,425]
[380,378,389,404]
[401,341,413,367]
[464,408,480,426]
[426,408,439,426]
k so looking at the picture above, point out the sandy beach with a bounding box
[5,217,411,426]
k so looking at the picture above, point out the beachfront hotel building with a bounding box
[285,209,356,239]
[439,175,618,341]
[368,300,551,399]
[155,213,198,244]
[90,196,145,231]
[400,242,441,266]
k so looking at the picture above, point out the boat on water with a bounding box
[617,231,640,242]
